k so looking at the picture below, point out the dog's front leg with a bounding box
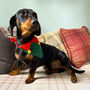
[25,67,36,84]
[25,57,39,84]
[9,51,25,76]
[8,60,24,75]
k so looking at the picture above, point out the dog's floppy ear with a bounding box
[8,15,16,36]
[34,24,41,36]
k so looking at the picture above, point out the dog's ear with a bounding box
[8,15,16,36]
[34,24,41,36]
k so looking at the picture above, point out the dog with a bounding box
[8,9,85,84]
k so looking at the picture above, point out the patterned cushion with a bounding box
[60,26,90,68]
[37,31,68,55]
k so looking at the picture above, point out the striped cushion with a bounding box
[60,26,90,68]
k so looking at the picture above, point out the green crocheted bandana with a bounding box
[10,36,43,59]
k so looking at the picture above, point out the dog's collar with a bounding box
[10,36,39,50]
[10,36,43,59]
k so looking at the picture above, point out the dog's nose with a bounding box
[32,20,38,25]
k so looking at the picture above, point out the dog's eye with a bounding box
[24,13,27,16]
[20,12,28,17]
[20,13,22,16]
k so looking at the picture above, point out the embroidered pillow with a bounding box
[60,26,90,68]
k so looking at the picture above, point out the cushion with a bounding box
[0,27,15,74]
[37,31,68,55]
[60,26,90,68]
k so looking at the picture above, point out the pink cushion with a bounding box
[60,26,90,68]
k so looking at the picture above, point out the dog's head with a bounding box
[8,9,41,37]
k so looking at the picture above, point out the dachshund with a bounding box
[8,9,85,84]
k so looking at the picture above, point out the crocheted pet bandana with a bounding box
[10,36,43,59]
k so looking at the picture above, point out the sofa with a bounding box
[0,26,90,90]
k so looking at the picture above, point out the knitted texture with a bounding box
[10,36,43,59]
[20,42,43,58]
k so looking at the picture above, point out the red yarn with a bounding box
[20,36,39,50]
[10,36,39,51]
[10,38,17,42]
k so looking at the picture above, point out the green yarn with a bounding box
[20,42,43,59]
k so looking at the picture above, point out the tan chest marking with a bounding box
[15,53,33,60]
[25,54,34,60]
[15,53,19,59]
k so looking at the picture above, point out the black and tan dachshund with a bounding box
[8,9,85,84]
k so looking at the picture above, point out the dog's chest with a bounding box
[15,41,43,59]
[15,47,33,60]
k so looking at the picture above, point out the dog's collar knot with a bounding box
[10,36,43,59]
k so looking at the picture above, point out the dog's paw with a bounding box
[8,70,19,76]
[25,78,35,84]
[71,76,77,83]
